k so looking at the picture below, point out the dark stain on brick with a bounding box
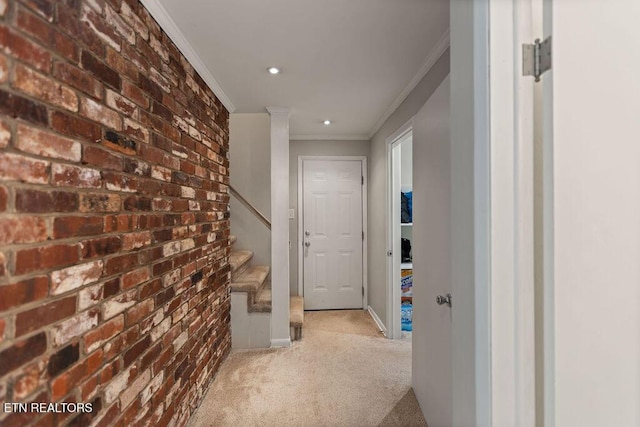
[104,130,137,152]
[191,271,203,285]
[48,342,80,376]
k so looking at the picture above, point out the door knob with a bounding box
[305,230,311,236]
[304,241,311,247]
[436,293,452,307]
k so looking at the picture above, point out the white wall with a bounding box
[229,114,271,267]
[412,76,451,426]
[289,140,370,295]
[368,50,450,328]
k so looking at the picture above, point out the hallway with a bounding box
[189,311,426,427]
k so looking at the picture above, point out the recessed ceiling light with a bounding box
[268,67,280,75]
[323,120,331,125]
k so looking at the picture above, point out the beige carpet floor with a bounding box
[189,310,427,427]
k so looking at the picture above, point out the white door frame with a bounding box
[297,156,368,309]
[385,119,413,340]
[478,0,537,424]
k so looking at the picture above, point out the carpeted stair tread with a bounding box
[229,250,253,274]
[290,296,304,327]
[229,235,237,245]
[231,265,270,294]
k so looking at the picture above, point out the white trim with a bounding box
[385,121,413,340]
[368,30,450,139]
[140,0,235,112]
[266,106,291,115]
[484,0,536,424]
[297,156,368,310]
[290,134,370,141]
[270,338,291,348]
[367,305,386,335]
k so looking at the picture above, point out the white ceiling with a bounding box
[150,0,449,139]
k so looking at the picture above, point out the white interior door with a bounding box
[411,77,452,426]
[542,1,640,425]
[303,160,364,310]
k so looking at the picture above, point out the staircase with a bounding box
[229,235,304,348]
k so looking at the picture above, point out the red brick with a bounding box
[14,244,80,275]
[103,214,137,233]
[12,64,78,112]
[0,216,48,245]
[0,152,50,184]
[0,26,51,72]
[51,163,102,188]
[103,289,136,319]
[21,0,54,21]
[0,90,48,125]
[0,317,5,343]
[0,332,47,377]
[82,146,124,171]
[80,97,122,131]
[0,53,7,84]
[15,296,76,336]
[120,1,148,41]
[16,124,82,162]
[122,79,150,108]
[53,61,103,100]
[51,110,102,142]
[13,359,47,400]
[122,117,149,143]
[81,50,121,90]
[51,349,102,400]
[80,236,122,259]
[53,308,99,346]
[0,185,7,212]
[53,216,104,239]
[15,188,79,213]
[50,261,104,295]
[106,88,137,117]
[0,251,5,277]
[125,298,154,327]
[121,267,150,289]
[105,4,135,44]
[122,231,151,251]
[84,314,124,353]
[79,193,121,213]
[0,276,49,311]
[104,253,138,276]
[80,3,122,52]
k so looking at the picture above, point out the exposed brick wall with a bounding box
[0,0,232,426]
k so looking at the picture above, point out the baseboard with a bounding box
[367,305,387,336]
[270,337,291,348]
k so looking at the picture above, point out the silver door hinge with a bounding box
[362,231,364,240]
[362,287,364,296]
[361,175,364,185]
[523,36,552,82]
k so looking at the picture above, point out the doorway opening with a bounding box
[386,123,413,340]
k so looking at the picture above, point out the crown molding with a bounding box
[290,134,370,141]
[266,106,291,116]
[367,29,450,139]
[140,0,235,112]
